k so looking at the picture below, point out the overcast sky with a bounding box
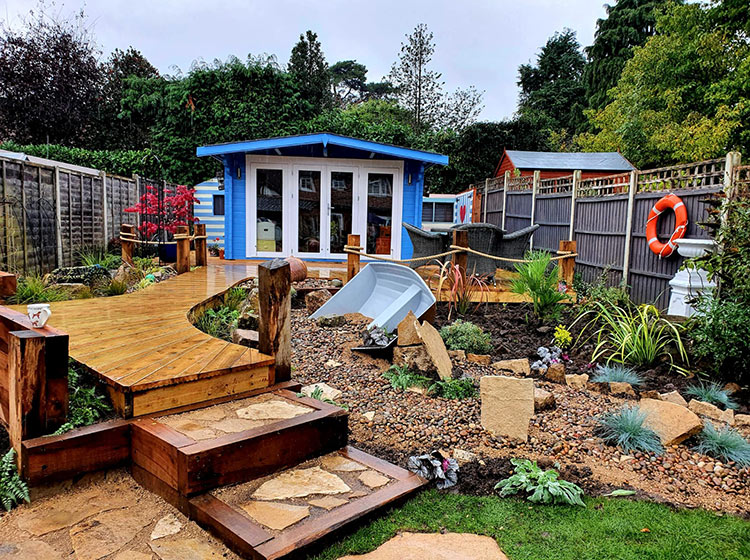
[1,0,608,120]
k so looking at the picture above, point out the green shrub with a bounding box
[553,324,573,349]
[575,301,688,373]
[77,246,121,269]
[511,251,569,322]
[689,296,750,383]
[194,306,239,341]
[575,268,631,310]
[694,423,750,468]
[105,280,128,296]
[597,406,664,455]
[0,449,29,511]
[54,366,112,435]
[439,320,492,354]
[383,365,431,391]
[494,458,584,506]
[429,378,476,399]
[591,364,644,386]
[224,287,247,312]
[8,275,67,304]
[685,382,737,410]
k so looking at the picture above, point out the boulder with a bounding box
[735,414,750,427]
[660,390,688,407]
[534,388,556,411]
[688,399,735,425]
[609,382,636,397]
[448,350,466,362]
[113,263,142,286]
[397,311,421,346]
[480,375,534,442]
[55,283,91,299]
[305,289,332,315]
[316,315,346,328]
[467,353,492,366]
[544,363,566,383]
[640,390,661,400]
[565,373,589,390]
[231,328,258,347]
[416,321,452,381]
[491,358,530,376]
[393,346,435,375]
[639,398,703,446]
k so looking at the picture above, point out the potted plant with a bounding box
[125,184,199,262]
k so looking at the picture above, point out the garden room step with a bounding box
[189,446,426,560]
[130,388,348,500]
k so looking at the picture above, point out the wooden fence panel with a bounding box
[534,193,572,252]
[573,194,629,286]
[483,188,504,228]
[107,176,138,242]
[504,190,533,233]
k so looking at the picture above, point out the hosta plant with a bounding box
[494,458,584,506]
[0,449,29,511]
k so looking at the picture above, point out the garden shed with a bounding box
[196,133,448,261]
[495,149,635,179]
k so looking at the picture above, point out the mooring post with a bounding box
[347,234,360,282]
[120,224,136,267]
[259,259,291,384]
[176,225,190,274]
[452,229,468,281]
[195,223,207,267]
[558,240,576,288]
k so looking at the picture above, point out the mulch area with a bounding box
[291,303,750,517]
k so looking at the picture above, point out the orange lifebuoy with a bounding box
[646,193,688,258]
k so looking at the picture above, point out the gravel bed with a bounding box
[291,307,750,517]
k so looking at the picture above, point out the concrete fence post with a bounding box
[621,170,639,287]
[501,171,510,230]
[529,170,540,250]
[569,170,581,241]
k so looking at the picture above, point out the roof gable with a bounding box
[504,150,634,172]
[197,133,448,166]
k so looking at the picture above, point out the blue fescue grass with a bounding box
[597,406,664,455]
[591,364,644,386]
[685,381,737,410]
[695,422,750,468]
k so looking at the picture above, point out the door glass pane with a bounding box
[366,173,393,255]
[298,170,321,253]
[330,171,353,253]
[257,169,283,252]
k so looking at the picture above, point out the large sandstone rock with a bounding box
[609,382,636,397]
[736,414,750,427]
[301,382,342,401]
[565,373,589,390]
[544,363,566,383]
[69,507,152,560]
[534,388,556,411]
[337,532,509,560]
[397,311,421,346]
[661,390,688,407]
[467,353,492,365]
[235,399,310,421]
[480,376,534,442]
[393,345,435,374]
[639,398,703,446]
[491,358,530,376]
[150,538,224,560]
[231,328,258,347]
[113,262,142,286]
[305,289,332,314]
[688,399,734,425]
[416,320,452,381]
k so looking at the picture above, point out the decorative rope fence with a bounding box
[120,223,208,273]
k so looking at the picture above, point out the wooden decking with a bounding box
[10,260,344,417]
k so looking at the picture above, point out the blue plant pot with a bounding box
[159,243,177,263]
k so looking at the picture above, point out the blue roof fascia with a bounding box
[197,133,449,166]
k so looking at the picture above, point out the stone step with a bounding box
[131,388,348,498]
[189,446,426,560]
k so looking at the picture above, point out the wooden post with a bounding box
[621,170,638,287]
[529,170,540,250]
[176,225,190,274]
[8,330,69,460]
[102,172,109,245]
[501,170,510,230]
[195,223,207,267]
[120,224,136,266]
[452,229,468,280]
[569,170,580,241]
[721,151,742,227]
[558,240,576,288]
[259,259,291,384]
[346,234,360,282]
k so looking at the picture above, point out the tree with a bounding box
[288,30,331,113]
[441,86,485,132]
[93,47,160,149]
[0,6,102,145]
[517,29,587,143]
[583,0,670,112]
[330,60,367,107]
[577,1,749,167]
[389,24,445,131]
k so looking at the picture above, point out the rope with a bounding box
[343,247,461,264]
[343,245,577,265]
[449,245,578,263]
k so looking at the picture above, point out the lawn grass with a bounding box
[312,490,750,560]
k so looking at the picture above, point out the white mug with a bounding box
[27,303,51,328]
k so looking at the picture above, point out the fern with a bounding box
[54,367,112,435]
[0,449,30,511]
